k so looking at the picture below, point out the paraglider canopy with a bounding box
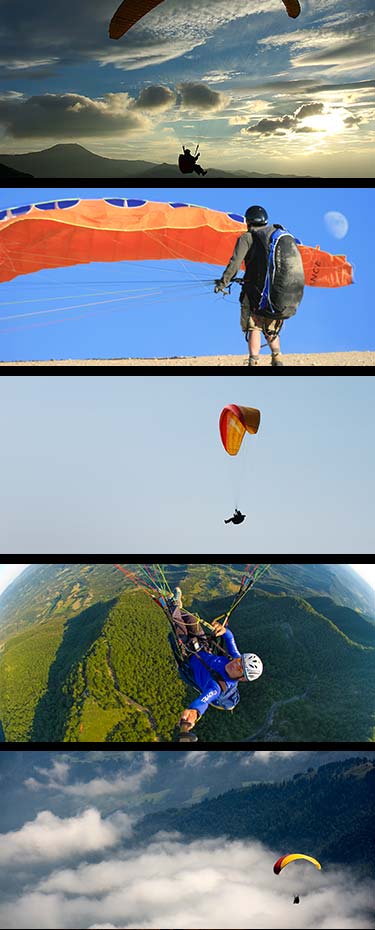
[109,0,164,40]
[220,405,261,456]
[282,0,301,18]
[274,854,322,875]
[0,199,353,289]
[0,199,245,285]
[109,1,301,40]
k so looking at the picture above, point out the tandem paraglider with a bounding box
[115,563,270,741]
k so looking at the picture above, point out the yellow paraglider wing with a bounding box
[274,854,322,875]
[219,405,261,457]
[109,0,164,40]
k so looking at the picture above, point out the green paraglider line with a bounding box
[115,563,270,742]
[115,562,270,640]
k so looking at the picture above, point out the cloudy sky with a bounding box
[0,751,374,930]
[0,0,374,176]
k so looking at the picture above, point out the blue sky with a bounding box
[1,375,374,554]
[0,1,374,177]
[0,186,371,362]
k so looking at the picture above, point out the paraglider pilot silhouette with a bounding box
[179,145,207,177]
[224,508,246,525]
[215,205,305,367]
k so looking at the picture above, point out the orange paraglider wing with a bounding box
[220,405,261,456]
[0,198,353,289]
[0,199,246,285]
[109,1,301,39]
[109,0,164,39]
[299,245,353,288]
[282,0,301,18]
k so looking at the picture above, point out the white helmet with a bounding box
[241,653,263,682]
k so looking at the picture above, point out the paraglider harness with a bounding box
[179,144,202,175]
[179,154,195,175]
[158,592,244,712]
[168,631,230,707]
[219,276,283,345]
[131,580,231,691]
[114,563,270,741]
[217,225,302,343]
[165,564,270,675]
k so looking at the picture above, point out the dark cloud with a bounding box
[295,103,324,118]
[344,114,361,126]
[246,101,334,137]
[132,85,176,110]
[0,92,147,139]
[178,82,228,111]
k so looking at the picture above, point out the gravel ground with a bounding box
[1,351,374,367]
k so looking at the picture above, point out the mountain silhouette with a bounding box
[0,143,317,179]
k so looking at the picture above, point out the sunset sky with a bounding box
[0,0,373,177]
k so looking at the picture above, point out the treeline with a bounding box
[0,565,374,742]
[64,592,186,742]
[136,757,375,874]
[0,601,110,741]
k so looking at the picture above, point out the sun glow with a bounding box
[303,110,347,134]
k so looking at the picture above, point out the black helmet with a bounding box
[245,205,268,227]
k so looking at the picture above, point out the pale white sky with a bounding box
[2,378,374,555]
[0,564,29,596]
[350,564,375,590]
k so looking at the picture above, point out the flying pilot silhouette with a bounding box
[224,508,246,525]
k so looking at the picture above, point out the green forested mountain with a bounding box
[0,563,374,743]
[136,757,375,875]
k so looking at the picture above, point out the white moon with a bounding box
[324,211,349,239]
